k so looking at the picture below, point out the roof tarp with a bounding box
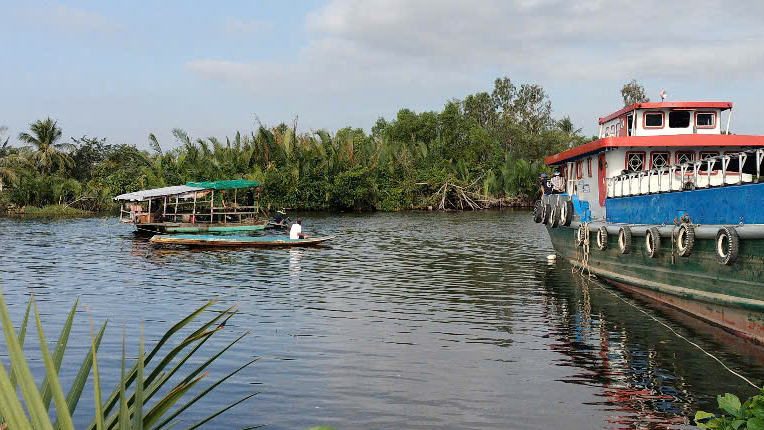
[185,180,259,190]
[114,185,204,201]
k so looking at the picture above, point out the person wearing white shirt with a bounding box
[290,218,308,239]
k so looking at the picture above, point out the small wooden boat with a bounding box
[149,234,334,248]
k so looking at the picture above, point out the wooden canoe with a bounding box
[149,234,334,248]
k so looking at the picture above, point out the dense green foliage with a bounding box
[0,77,594,213]
[696,389,764,429]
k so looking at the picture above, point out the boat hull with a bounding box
[149,234,333,248]
[546,224,764,343]
[134,221,266,234]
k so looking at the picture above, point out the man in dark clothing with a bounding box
[273,208,289,225]
[539,173,553,195]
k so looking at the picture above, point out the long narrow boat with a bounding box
[536,100,764,343]
[149,234,334,248]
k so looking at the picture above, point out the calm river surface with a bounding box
[2,211,764,429]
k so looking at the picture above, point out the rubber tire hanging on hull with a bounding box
[645,227,661,258]
[715,226,739,265]
[533,201,543,223]
[576,224,586,247]
[542,204,552,225]
[618,226,632,254]
[596,226,608,251]
[560,200,573,226]
[676,224,695,257]
[550,206,560,228]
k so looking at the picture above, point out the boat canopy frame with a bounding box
[114,180,261,226]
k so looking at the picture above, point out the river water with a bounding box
[1,211,764,429]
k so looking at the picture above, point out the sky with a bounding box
[1,0,763,150]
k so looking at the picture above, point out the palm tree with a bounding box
[0,128,22,192]
[17,117,74,174]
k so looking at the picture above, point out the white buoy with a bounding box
[547,254,557,260]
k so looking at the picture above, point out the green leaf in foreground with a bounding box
[0,287,256,430]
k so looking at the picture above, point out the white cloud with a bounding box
[184,0,764,133]
[20,4,119,34]
[189,0,764,92]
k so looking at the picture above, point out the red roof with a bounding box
[545,134,764,166]
[598,102,733,125]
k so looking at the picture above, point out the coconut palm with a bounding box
[17,117,74,174]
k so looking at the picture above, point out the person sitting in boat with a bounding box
[290,218,308,239]
[129,202,143,222]
[550,170,565,194]
[273,208,289,226]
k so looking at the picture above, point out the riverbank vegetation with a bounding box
[0,76,596,214]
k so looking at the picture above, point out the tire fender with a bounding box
[676,223,695,257]
[645,227,661,258]
[550,205,560,228]
[533,201,543,223]
[560,200,574,226]
[576,224,586,247]
[715,226,739,265]
[618,226,632,254]
[542,204,552,225]
[596,226,608,251]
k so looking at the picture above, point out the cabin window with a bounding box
[696,112,716,128]
[627,115,634,136]
[650,151,670,169]
[587,157,592,177]
[676,151,695,165]
[700,151,720,174]
[643,112,664,128]
[625,151,646,171]
[669,110,691,128]
[576,161,583,179]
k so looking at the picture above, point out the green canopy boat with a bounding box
[114,180,264,234]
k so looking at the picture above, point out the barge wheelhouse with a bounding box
[539,101,764,343]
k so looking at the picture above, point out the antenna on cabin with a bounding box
[660,90,667,101]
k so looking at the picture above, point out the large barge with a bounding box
[538,101,764,343]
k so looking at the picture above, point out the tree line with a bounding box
[0,76,631,213]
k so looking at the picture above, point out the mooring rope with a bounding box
[573,271,760,390]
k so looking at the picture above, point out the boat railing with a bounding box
[119,194,260,224]
[605,149,764,198]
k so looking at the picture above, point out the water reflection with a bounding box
[1,212,764,429]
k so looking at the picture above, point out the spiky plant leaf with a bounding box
[0,290,55,430]
[33,300,75,430]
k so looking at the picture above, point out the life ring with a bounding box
[645,227,661,258]
[596,226,608,250]
[533,201,543,223]
[618,226,632,254]
[550,205,560,228]
[576,224,586,246]
[715,226,739,265]
[676,223,695,257]
[560,200,573,226]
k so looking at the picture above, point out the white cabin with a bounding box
[546,102,764,220]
